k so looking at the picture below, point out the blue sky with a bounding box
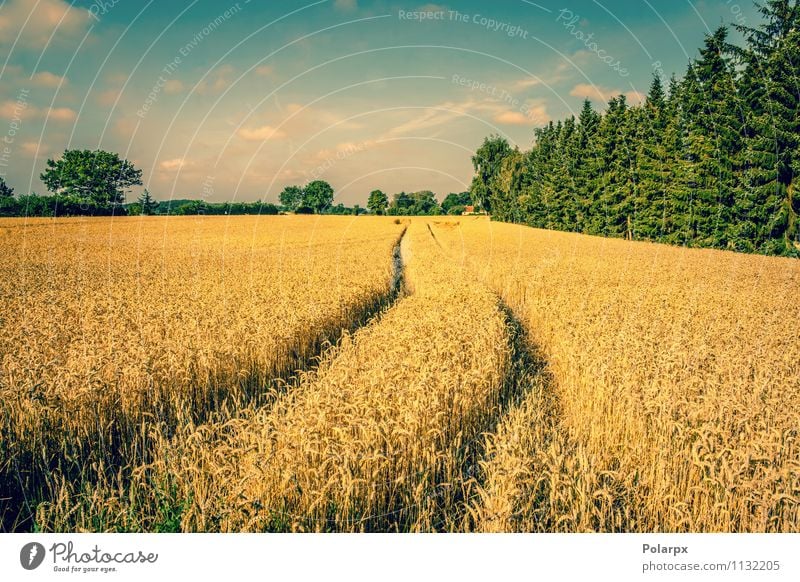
[0,0,761,205]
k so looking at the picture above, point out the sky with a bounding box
[0,0,762,206]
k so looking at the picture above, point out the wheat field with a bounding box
[1,215,798,532]
[429,218,800,533]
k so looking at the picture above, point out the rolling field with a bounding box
[1,215,798,532]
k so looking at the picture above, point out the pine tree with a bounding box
[734,0,800,254]
[138,189,158,215]
[575,99,601,232]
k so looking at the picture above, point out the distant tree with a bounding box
[302,180,334,214]
[0,176,13,198]
[441,191,472,214]
[40,150,142,211]
[279,185,303,212]
[388,192,412,215]
[138,189,158,215]
[352,204,361,216]
[0,177,16,216]
[174,200,208,215]
[367,189,389,215]
[410,190,440,215]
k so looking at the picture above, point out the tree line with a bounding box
[0,149,474,217]
[470,0,799,256]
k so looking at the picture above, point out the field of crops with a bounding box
[1,215,798,532]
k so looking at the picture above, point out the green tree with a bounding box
[0,177,16,216]
[367,189,389,215]
[138,189,158,215]
[279,185,303,212]
[733,0,800,254]
[302,180,334,214]
[441,191,472,214]
[388,192,413,215]
[0,176,13,198]
[470,135,512,212]
[409,190,440,215]
[40,149,142,210]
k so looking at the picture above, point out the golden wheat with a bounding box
[89,221,511,532]
[3,214,798,532]
[0,215,403,531]
[430,218,800,533]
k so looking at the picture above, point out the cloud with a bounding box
[0,101,76,122]
[334,0,357,10]
[196,64,235,95]
[21,142,49,157]
[570,83,642,105]
[238,125,286,141]
[254,65,274,77]
[493,110,539,126]
[47,107,77,122]
[159,158,187,171]
[164,80,184,95]
[113,117,138,139]
[97,89,121,106]
[31,71,67,88]
[0,0,90,50]
[514,78,542,89]
[0,100,39,120]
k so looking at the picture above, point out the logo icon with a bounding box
[20,542,46,570]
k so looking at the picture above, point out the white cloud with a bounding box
[164,80,184,95]
[0,0,90,50]
[159,158,187,171]
[238,125,286,142]
[570,83,642,105]
[47,107,76,122]
[493,111,537,126]
[0,100,39,120]
[21,141,49,157]
[31,71,67,88]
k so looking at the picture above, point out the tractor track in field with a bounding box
[421,221,558,532]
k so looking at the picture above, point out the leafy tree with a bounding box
[367,189,389,215]
[279,185,303,212]
[0,177,17,216]
[441,192,472,214]
[388,192,413,215]
[302,180,334,214]
[138,189,158,215]
[410,190,440,215]
[470,135,512,212]
[40,150,142,210]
